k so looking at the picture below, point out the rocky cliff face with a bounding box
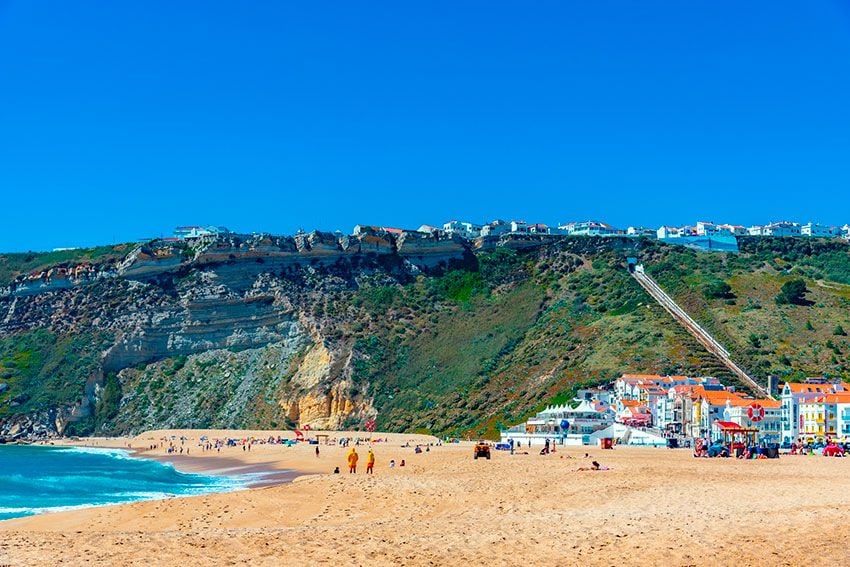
[0,230,472,439]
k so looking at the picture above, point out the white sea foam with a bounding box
[53,446,135,460]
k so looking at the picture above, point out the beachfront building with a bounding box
[695,390,752,440]
[800,397,837,443]
[654,384,710,435]
[779,381,849,444]
[799,392,850,443]
[500,400,615,446]
[724,399,782,444]
[617,402,653,427]
[442,220,482,239]
[838,397,850,441]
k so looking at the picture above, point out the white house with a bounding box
[480,220,510,237]
[417,225,442,236]
[717,224,748,236]
[627,226,656,237]
[657,226,681,239]
[510,220,529,234]
[838,397,850,441]
[442,220,482,239]
[173,226,229,240]
[801,223,840,238]
[566,221,621,236]
[576,387,613,405]
[696,221,719,236]
[747,226,764,236]
[528,223,550,234]
[761,221,801,237]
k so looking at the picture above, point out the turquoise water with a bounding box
[0,445,247,521]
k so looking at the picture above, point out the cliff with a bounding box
[1,234,850,440]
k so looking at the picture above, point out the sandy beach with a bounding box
[1,430,849,566]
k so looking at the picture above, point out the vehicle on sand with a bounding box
[474,442,491,460]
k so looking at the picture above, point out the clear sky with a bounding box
[1,2,849,251]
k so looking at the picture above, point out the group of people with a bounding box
[345,447,376,474]
[332,447,415,474]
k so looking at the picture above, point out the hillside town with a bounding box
[168,218,850,246]
[501,374,850,451]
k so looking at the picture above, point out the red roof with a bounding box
[714,420,751,431]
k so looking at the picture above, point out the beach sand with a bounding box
[2,430,849,566]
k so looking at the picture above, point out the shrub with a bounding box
[776,279,808,305]
[703,279,734,300]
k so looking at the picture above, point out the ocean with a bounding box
[0,444,247,521]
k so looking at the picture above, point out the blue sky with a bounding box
[1,1,849,251]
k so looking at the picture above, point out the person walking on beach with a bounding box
[366,449,375,474]
[315,445,320,458]
[347,447,359,473]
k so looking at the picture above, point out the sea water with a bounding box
[0,445,247,521]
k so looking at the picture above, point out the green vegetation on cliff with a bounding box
[2,235,850,439]
[0,329,110,418]
[646,237,850,385]
[0,243,133,286]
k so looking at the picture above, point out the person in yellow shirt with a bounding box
[366,449,375,474]
[347,447,359,473]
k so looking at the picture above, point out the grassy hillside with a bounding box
[0,328,111,418]
[343,241,740,438]
[645,237,850,384]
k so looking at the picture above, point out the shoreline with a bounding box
[3,432,850,565]
[132,450,306,488]
[36,435,310,488]
[0,440,308,525]
[8,428,439,517]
